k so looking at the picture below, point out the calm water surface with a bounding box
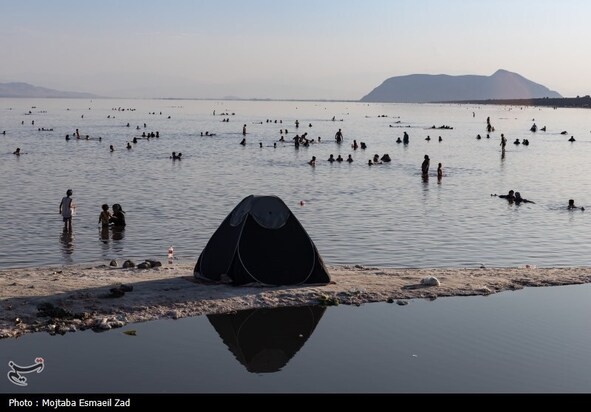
[1,284,591,393]
[1,98,591,269]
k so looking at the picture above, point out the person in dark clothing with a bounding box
[109,204,126,227]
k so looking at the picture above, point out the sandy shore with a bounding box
[1,260,591,339]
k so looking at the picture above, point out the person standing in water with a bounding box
[437,162,443,180]
[59,189,74,231]
[421,155,430,177]
[98,204,111,227]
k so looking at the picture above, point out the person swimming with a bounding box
[514,192,535,204]
[498,190,515,202]
[396,137,402,144]
[346,154,353,163]
[336,154,344,162]
[328,154,335,162]
[568,199,584,211]
[568,136,576,142]
[380,154,391,162]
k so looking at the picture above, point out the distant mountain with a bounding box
[361,69,562,103]
[0,82,98,98]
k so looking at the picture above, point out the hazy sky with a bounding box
[1,0,590,99]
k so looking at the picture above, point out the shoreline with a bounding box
[2,261,591,339]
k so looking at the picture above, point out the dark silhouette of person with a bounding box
[421,155,430,176]
[109,204,126,227]
[568,199,584,211]
[498,190,515,202]
[335,129,343,143]
[514,192,535,204]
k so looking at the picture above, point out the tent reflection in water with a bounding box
[194,195,330,286]
[207,306,326,373]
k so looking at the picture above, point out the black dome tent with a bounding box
[194,195,330,285]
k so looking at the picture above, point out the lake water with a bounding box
[1,98,591,269]
[2,283,591,393]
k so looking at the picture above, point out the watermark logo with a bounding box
[7,357,44,386]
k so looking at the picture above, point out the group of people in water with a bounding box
[59,188,127,233]
[98,203,126,228]
[494,190,583,210]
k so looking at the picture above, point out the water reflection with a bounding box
[207,305,326,373]
[98,227,125,258]
[59,229,74,263]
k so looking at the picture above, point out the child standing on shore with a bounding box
[59,189,74,231]
[98,204,111,227]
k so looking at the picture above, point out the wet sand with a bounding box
[2,260,591,339]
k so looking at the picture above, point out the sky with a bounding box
[1,0,590,99]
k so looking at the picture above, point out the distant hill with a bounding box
[361,69,562,103]
[0,82,98,98]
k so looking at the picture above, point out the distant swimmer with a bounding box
[425,136,431,141]
[328,154,335,162]
[497,190,515,202]
[335,128,343,143]
[514,139,521,145]
[476,134,482,140]
[360,142,367,149]
[126,142,132,150]
[259,142,263,148]
[346,154,353,163]
[352,140,358,150]
[110,145,114,152]
[240,138,246,146]
[568,199,585,211]
[13,147,21,156]
[396,137,402,144]
[242,124,247,135]
[336,154,344,162]
[437,162,443,179]
[500,134,507,151]
[438,136,442,142]
[380,153,391,162]
[65,134,70,141]
[403,131,409,144]
[568,136,576,142]
[560,131,568,135]
[514,192,535,204]
[540,126,547,131]
[522,139,529,146]
[308,156,316,166]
